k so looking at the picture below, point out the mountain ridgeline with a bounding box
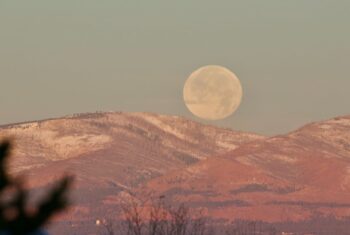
[0,112,349,234]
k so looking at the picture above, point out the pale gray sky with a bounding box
[0,1,349,135]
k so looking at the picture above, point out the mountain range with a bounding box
[0,112,349,233]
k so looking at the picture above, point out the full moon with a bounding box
[183,65,243,120]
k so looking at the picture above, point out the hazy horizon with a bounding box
[1,1,349,135]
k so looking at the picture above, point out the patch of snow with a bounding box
[50,134,111,159]
[320,124,332,130]
[215,140,237,149]
[134,113,188,140]
[271,154,297,163]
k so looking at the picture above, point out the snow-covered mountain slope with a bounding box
[141,116,350,222]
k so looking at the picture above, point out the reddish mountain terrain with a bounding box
[1,113,349,234]
[141,115,350,222]
[0,112,262,222]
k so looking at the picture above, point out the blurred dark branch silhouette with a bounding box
[0,140,73,235]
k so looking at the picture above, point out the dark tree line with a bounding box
[99,196,208,235]
[98,196,278,235]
